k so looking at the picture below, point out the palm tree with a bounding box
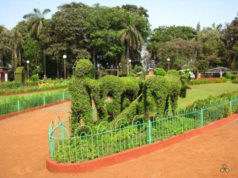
[23,8,51,78]
[119,14,143,74]
[23,8,51,38]
[10,29,24,68]
[0,26,11,66]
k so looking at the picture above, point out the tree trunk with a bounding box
[56,58,59,78]
[120,50,127,75]
[93,50,96,68]
[43,49,46,79]
[18,50,21,66]
[126,44,129,74]
[14,48,17,68]
[64,57,66,79]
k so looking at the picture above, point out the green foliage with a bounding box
[0,81,23,89]
[189,78,226,85]
[0,90,70,115]
[30,74,39,82]
[23,37,42,74]
[127,73,137,77]
[225,72,236,80]
[75,49,91,60]
[232,78,238,84]
[75,59,95,79]
[133,65,145,74]
[186,91,238,111]
[155,68,166,76]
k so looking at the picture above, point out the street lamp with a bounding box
[167,58,170,71]
[128,59,132,73]
[63,55,67,79]
[26,60,30,80]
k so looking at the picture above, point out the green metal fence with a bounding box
[0,91,71,116]
[48,98,238,163]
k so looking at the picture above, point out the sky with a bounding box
[0,0,237,30]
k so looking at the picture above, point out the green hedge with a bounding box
[0,90,70,115]
[0,84,67,95]
[69,60,187,135]
[189,78,226,85]
[0,81,23,89]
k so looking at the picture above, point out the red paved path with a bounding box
[0,102,237,178]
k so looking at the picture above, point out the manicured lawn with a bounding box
[178,82,238,108]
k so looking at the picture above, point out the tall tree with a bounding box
[119,14,143,74]
[23,8,51,38]
[23,8,51,78]
[224,16,238,69]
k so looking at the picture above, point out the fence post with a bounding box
[62,120,65,140]
[48,126,53,158]
[229,100,232,113]
[147,119,152,144]
[200,109,204,126]
[62,92,65,101]
[43,96,46,105]
[17,100,20,112]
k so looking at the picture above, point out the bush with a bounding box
[70,60,186,135]
[30,74,39,82]
[189,78,226,85]
[155,68,166,76]
[0,81,23,89]
[127,73,137,77]
[133,65,145,74]
[225,72,236,80]
[75,59,95,79]
[232,79,238,84]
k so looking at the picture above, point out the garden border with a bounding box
[0,100,70,121]
[46,113,238,173]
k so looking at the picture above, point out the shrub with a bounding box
[189,78,226,85]
[127,73,137,77]
[225,72,236,80]
[70,60,186,134]
[75,59,95,79]
[155,68,166,76]
[30,74,39,82]
[0,81,22,89]
[133,65,145,74]
[167,70,179,76]
[232,79,238,84]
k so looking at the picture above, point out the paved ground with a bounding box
[0,102,238,178]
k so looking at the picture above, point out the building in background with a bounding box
[0,66,9,82]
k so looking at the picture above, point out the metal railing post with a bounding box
[229,100,232,113]
[200,109,204,126]
[17,100,20,112]
[62,92,65,101]
[148,119,152,144]
[62,120,65,140]
[48,126,53,158]
[43,96,46,105]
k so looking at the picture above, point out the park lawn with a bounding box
[178,82,238,109]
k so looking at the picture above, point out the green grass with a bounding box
[178,82,238,108]
[0,89,67,101]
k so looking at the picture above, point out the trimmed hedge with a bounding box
[70,59,187,134]
[0,81,23,89]
[189,78,226,85]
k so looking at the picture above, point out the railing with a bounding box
[48,98,238,163]
[0,90,71,116]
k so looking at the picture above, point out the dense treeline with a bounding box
[0,2,238,79]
